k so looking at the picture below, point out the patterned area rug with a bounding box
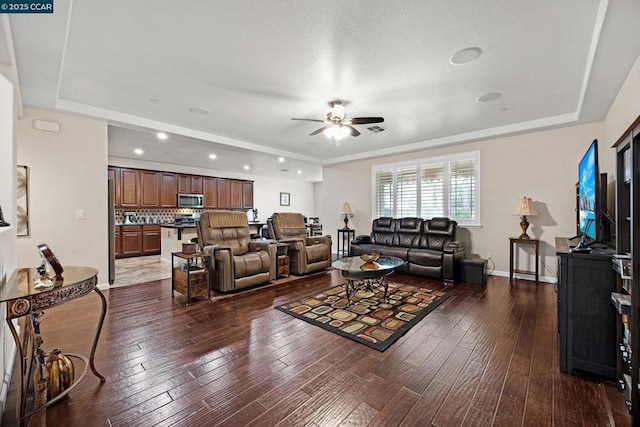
[275,282,450,351]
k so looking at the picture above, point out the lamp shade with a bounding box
[512,197,538,216]
[340,202,354,216]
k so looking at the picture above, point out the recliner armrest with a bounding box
[444,240,465,255]
[352,235,372,245]
[305,235,331,246]
[249,240,275,252]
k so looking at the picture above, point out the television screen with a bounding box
[578,140,598,240]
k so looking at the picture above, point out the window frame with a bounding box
[371,151,481,227]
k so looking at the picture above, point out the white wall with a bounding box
[0,73,17,419]
[16,108,109,282]
[108,157,317,221]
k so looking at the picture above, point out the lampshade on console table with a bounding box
[512,196,538,239]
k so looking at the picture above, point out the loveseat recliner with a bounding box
[196,211,277,292]
[268,212,332,275]
[350,217,465,282]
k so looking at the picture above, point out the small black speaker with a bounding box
[460,258,487,285]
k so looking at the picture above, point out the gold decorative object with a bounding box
[360,263,379,271]
[45,348,75,400]
[360,253,379,264]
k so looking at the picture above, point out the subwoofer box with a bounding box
[460,258,487,285]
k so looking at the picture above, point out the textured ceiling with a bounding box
[6,0,640,181]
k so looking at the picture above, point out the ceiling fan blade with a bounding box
[345,125,361,137]
[309,126,331,136]
[291,118,325,123]
[350,117,384,125]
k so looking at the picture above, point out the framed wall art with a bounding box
[16,165,29,237]
[280,192,290,206]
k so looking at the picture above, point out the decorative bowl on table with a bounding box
[360,263,379,271]
[360,253,379,264]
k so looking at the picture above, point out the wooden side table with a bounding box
[509,237,540,281]
[276,243,290,279]
[337,228,356,259]
[171,252,211,305]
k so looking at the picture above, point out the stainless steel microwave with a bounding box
[177,193,203,208]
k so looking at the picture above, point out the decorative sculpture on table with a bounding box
[34,244,64,289]
[0,206,10,227]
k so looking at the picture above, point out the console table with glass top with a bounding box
[0,266,107,427]
[331,256,405,305]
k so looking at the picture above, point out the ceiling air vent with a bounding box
[366,125,387,134]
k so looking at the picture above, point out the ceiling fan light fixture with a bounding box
[331,102,346,120]
[324,124,350,140]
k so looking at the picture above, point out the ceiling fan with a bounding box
[291,101,384,140]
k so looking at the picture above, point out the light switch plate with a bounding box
[76,210,85,220]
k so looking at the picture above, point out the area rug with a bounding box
[275,282,450,351]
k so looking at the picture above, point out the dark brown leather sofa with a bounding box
[350,217,465,282]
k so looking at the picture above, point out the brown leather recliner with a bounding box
[268,213,332,275]
[196,211,276,292]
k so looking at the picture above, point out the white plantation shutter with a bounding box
[374,169,393,218]
[396,166,417,217]
[449,158,476,222]
[372,151,480,226]
[421,162,444,218]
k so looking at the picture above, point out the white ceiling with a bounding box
[5,0,640,182]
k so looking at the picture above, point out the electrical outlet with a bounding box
[487,252,492,260]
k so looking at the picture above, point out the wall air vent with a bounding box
[366,125,387,134]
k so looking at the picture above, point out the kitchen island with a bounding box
[160,224,198,263]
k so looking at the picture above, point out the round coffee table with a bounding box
[331,255,405,305]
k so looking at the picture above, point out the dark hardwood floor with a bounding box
[2,270,631,426]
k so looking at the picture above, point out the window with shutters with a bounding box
[372,151,480,226]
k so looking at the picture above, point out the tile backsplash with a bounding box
[115,208,203,224]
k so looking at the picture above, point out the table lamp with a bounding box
[512,196,538,239]
[340,202,354,230]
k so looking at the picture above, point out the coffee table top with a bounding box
[332,255,404,273]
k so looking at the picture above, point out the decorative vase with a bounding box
[45,348,75,400]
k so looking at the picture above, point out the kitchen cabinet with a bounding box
[108,167,121,207]
[218,178,231,209]
[160,172,177,207]
[140,170,160,207]
[203,177,218,208]
[114,226,122,258]
[120,168,140,207]
[178,174,203,194]
[121,225,142,257]
[243,181,253,208]
[142,225,161,255]
[230,179,243,209]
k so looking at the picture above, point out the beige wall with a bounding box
[16,108,109,280]
[320,53,640,282]
[0,74,16,417]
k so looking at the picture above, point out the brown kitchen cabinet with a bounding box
[243,181,253,208]
[178,174,203,194]
[217,178,231,209]
[139,170,160,207]
[203,177,218,208]
[120,225,142,257]
[142,225,161,255]
[160,172,177,207]
[108,166,121,207]
[114,226,122,258]
[120,168,140,207]
[230,179,243,209]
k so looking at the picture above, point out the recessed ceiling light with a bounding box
[297,170,302,174]
[188,107,210,115]
[156,132,168,140]
[477,92,502,103]
[244,165,250,170]
[209,154,217,160]
[278,157,285,162]
[450,47,483,65]
[134,148,143,155]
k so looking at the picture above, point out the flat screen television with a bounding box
[578,139,599,241]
